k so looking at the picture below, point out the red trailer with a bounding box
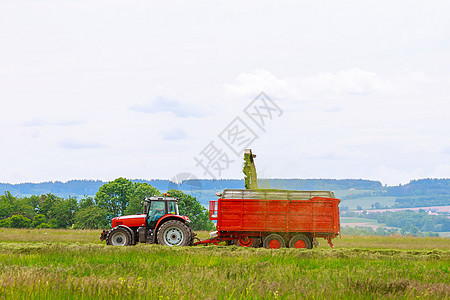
[195,189,340,249]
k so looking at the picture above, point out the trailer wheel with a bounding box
[236,237,261,248]
[263,234,286,249]
[289,234,312,249]
[107,227,132,246]
[157,220,192,246]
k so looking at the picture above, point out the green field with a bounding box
[0,229,448,299]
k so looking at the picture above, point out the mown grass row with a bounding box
[0,238,448,299]
[1,228,449,250]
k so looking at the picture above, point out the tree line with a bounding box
[0,177,214,231]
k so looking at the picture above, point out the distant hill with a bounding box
[0,178,448,206]
[387,178,450,196]
[1,178,384,198]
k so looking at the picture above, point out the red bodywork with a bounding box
[112,214,146,228]
[111,214,189,229]
[196,194,340,248]
[211,196,340,235]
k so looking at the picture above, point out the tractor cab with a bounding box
[143,195,180,228]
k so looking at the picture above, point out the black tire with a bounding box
[235,236,261,248]
[188,225,195,245]
[107,227,132,246]
[263,234,286,249]
[157,220,192,246]
[289,234,312,249]
[225,240,234,246]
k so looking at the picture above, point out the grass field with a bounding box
[0,229,448,299]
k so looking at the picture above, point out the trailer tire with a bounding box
[107,227,132,246]
[157,220,192,246]
[263,234,286,249]
[235,237,261,248]
[289,234,312,249]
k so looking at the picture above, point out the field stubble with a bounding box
[0,229,448,299]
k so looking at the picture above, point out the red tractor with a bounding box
[100,195,194,246]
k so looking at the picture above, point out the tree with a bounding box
[166,189,215,231]
[10,214,31,228]
[74,206,109,229]
[124,182,159,215]
[79,196,95,210]
[0,192,16,219]
[96,178,135,219]
[421,219,434,232]
[46,196,78,228]
[0,214,31,228]
[31,214,47,228]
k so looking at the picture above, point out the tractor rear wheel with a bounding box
[157,220,192,246]
[263,234,286,249]
[107,227,132,246]
[289,234,312,249]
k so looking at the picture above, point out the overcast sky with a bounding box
[1,0,449,186]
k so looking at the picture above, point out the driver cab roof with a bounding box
[145,196,179,201]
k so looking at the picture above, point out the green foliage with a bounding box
[9,215,32,228]
[124,182,159,215]
[387,178,450,197]
[36,223,51,229]
[376,211,450,232]
[394,195,450,208]
[46,196,78,229]
[95,177,135,219]
[0,192,108,229]
[0,192,35,220]
[166,189,215,231]
[0,218,11,228]
[0,214,31,228]
[31,214,46,228]
[95,178,159,219]
[78,196,95,210]
[74,206,109,229]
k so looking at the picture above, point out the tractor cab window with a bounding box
[168,201,178,215]
[147,201,165,226]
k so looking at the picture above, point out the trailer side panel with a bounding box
[217,197,340,235]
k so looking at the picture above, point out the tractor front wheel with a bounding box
[157,220,192,246]
[107,227,132,246]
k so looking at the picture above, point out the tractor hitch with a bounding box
[100,230,108,242]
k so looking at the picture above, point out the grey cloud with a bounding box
[130,97,206,118]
